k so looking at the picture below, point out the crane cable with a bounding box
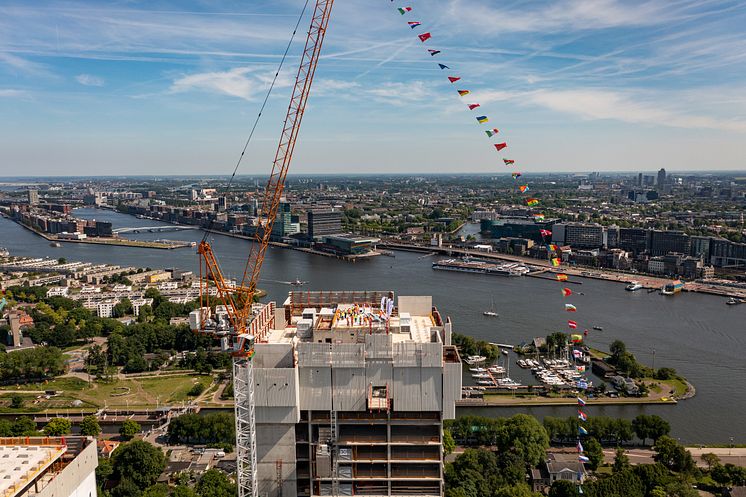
[202,0,312,244]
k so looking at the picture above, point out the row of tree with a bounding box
[0,346,65,381]
[452,333,500,362]
[542,414,670,446]
[166,413,235,445]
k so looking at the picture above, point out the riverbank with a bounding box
[4,214,193,250]
[457,395,678,407]
[379,241,746,298]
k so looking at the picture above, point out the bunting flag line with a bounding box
[565,303,577,312]
[573,349,583,358]
[468,103,480,110]
[477,116,489,123]
[571,334,583,342]
[550,257,560,266]
[494,142,507,151]
[428,49,441,56]
[579,455,590,463]
[578,410,587,421]
[485,128,499,137]
[511,172,522,179]
[540,229,552,237]
[576,365,586,372]
[556,273,568,281]
[448,76,461,83]
[548,244,559,251]
[418,32,432,42]
[503,158,514,165]
[518,185,529,193]
[577,441,584,453]
[457,89,470,96]
[534,214,545,221]
[438,63,449,69]
[579,426,588,435]
[577,397,586,406]
[562,288,572,297]
[568,320,577,329]
[398,7,412,14]
[408,21,421,28]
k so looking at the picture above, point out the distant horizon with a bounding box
[2,169,746,182]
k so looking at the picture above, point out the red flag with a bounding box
[562,288,572,297]
[540,229,552,237]
[568,320,578,329]
[494,142,507,151]
[468,103,480,110]
[418,32,432,42]
[503,159,514,165]
[448,76,461,83]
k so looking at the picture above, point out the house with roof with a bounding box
[531,452,587,493]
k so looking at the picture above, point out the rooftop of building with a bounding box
[0,437,94,497]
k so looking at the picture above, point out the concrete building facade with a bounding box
[243,291,462,497]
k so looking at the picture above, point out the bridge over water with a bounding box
[112,225,200,234]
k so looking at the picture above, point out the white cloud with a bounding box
[367,81,431,102]
[450,0,688,34]
[171,68,255,100]
[0,52,50,76]
[75,74,105,86]
[0,89,27,98]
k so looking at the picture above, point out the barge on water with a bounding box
[432,258,530,276]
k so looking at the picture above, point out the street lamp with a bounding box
[730,437,735,456]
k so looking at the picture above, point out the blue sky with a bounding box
[1,0,745,176]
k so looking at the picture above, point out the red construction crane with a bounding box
[192,2,335,496]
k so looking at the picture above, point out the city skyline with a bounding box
[1,0,745,175]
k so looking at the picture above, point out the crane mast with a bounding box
[193,1,335,497]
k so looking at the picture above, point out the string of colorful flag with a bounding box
[387,3,594,492]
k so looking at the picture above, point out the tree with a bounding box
[633,415,670,445]
[96,457,113,488]
[12,417,38,436]
[120,419,141,441]
[196,469,236,497]
[43,417,71,436]
[584,437,604,471]
[495,414,550,467]
[80,415,101,437]
[111,440,166,489]
[700,452,720,471]
[10,394,23,409]
[111,479,142,497]
[171,487,198,497]
[613,447,630,473]
[141,484,170,497]
[609,340,627,362]
[653,436,695,473]
[443,429,456,455]
[548,480,578,497]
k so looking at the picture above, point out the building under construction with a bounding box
[246,290,461,497]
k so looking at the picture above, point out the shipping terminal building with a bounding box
[241,290,462,497]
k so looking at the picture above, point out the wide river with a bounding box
[1,208,744,444]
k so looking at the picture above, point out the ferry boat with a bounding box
[464,355,487,365]
[726,298,745,306]
[592,326,603,331]
[625,281,643,291]
[50,242,62,247]
[661,280,684,295]
[483,297,498,317]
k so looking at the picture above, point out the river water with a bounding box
[1,208,744,444]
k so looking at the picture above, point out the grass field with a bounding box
[0,377,88,392]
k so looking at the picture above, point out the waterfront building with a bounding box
[27,189,39,205]
[618,228,650,254]
[317,235,380,256]
[239,291,461,497]
[710,237,746,268]
[308,210,343,239]
[650,230,691,256]
[0,436,97,497]
[690,236,711,260]
[481,218,555,243]
[554,222,605,249]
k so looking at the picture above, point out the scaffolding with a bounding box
[234,358,257,497]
